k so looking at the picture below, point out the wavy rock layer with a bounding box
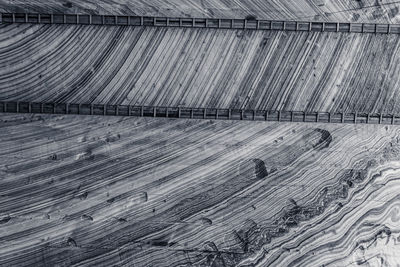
[1,0,400,23]
[1,113,400,266]
[1,24,400,114]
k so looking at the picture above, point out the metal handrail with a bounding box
[1,13,399,34]
[0,101,397,125]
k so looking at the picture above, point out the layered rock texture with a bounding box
[1,1,400,266]
[1,113,400,266]
[2,24,400,113]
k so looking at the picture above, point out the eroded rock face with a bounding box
[3,25,400,115]
[1,114,400,266]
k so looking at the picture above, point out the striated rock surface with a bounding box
[2,24,400,114]
[1,113,400,266]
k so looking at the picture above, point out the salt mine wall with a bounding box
[2,23,400,114]
[1,113,400,266]
[2,1,400,266]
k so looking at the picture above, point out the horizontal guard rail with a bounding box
[1,13,400,34]
[0,101,398,125]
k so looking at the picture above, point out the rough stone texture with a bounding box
[1,113,400,266]
[2,24,400,114]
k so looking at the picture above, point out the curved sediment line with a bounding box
[2,25,400,114]
[1,113,400,266]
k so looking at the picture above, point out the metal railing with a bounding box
[1,13,400,34]
[0,101,398,125]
